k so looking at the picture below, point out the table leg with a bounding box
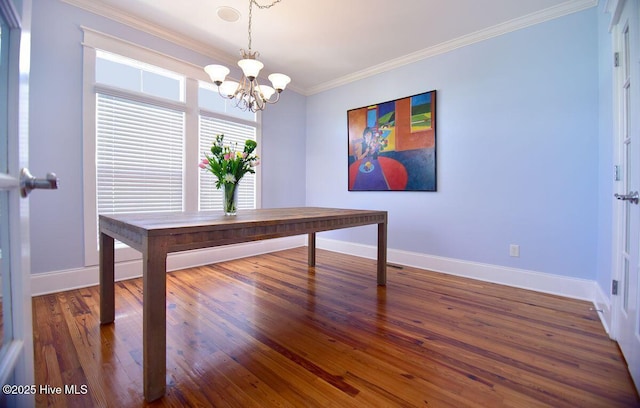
[308,232,316,267]
[143,238,168,402]
[99,232,115,324]
[377,222,387,285]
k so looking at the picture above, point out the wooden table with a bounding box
[99,207,388,402]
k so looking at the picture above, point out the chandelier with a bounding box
[205,0,291,112]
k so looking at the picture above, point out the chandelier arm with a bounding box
[263,91,281,104]
[217,89,234,100]
[225,75,267,113]
[254,96,266,112]
[250,78,266,111]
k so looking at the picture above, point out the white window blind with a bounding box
[199,116,257,211]
[97,93,185,215]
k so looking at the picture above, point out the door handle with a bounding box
[614,191,639,205]
[19,168,59,198]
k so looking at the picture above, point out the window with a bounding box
[96,51,185,102]
[82,29,260,266]
[96,93,185,214]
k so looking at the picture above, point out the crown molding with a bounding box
[61,0,306,94]
[305,0,598,95]
[61,0,235,66]
[604,0,624,30]
[61,0,596,97]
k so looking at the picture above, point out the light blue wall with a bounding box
[261,90,307,208]
[27,0,306,274]
[306,9,599,279]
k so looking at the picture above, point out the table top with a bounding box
[99,207,387,237]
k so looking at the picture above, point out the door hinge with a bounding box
[612,279,619,295]
[614,52,620,67]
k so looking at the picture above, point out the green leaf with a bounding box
[211,145,222,155]
[244,140,257,154]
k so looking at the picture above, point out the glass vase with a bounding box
[223,182,238,216]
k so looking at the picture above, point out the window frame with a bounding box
[82,28,261,266]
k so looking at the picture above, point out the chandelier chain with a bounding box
[247,0,282,51]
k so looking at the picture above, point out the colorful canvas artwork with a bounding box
[347,90,436,191]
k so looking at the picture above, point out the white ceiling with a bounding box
[63,0,596,95]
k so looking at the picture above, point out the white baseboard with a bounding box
[32,235,606,313]
[593,283,613,336]
[31,236,305,296]
[317,237,598,302]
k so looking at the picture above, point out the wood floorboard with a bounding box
[33,247,639,407]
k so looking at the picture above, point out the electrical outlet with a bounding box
[509,244,520,257]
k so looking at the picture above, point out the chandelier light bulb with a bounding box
[268,73,291,92]
[237,58,264,80]
[204,64,230,85]
[219,80,240,97]
[258,85,276,100]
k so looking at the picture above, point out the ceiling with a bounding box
[63,0,596,95]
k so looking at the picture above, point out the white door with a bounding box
[0,0,38,406]
[612,0,640,393]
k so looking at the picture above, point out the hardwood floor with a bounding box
[33,248,639,407]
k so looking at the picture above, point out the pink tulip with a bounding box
[199,162,206,169]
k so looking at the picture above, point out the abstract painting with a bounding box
[348,90,436,191]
